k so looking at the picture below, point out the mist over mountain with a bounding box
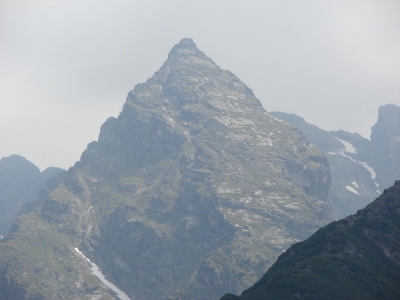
[221,180,400,300]
[0,38,398,300]
[272,105,400,220]
[0,39,333,299]
[0,155,65,237]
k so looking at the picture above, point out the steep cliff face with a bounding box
[0,39,332,299]
[0,155,64,237]
[222,180,400,300]
[271,109,400,220]
[370,104,400,191]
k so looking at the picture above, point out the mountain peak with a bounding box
[175,38,197,48]
[166,38,214,65]
[378,103,400,114]
[127,38,261,111]
[370,103,400,189]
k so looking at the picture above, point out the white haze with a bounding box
[0,0,399,170]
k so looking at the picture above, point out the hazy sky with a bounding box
[1,1,399,170]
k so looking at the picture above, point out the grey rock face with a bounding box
[272,106,400,220]
[370,104,400,191]
[77,38,332,299]
[0,39,332,299]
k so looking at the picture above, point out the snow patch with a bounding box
[358,161,376,180]
[329,151,377,181]
[284,203,301,210]
[337,138,357,154]
[74,248,131,300]
[345,185,359,195]
[217,184,242,194]
[351,181,359,188]
[165,115,176,126]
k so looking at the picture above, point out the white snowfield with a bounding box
[336,138,357,154]
[345,185,360,195]
[328,139,381,193]
[74,248,131,300]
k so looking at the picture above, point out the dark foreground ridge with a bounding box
[221,180,400,300]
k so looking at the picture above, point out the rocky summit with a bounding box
[370,104,400,191]
[0,39,332,299]
[222,180,400,300]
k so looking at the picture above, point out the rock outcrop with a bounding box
[222,180,400,300]
[0,39,333,299]
[370,104,400,191]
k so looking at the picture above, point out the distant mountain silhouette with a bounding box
[0,154,64,236]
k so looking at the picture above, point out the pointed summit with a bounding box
[166,38,215,65]
[173,38,197,49]
[127,38,261,111]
